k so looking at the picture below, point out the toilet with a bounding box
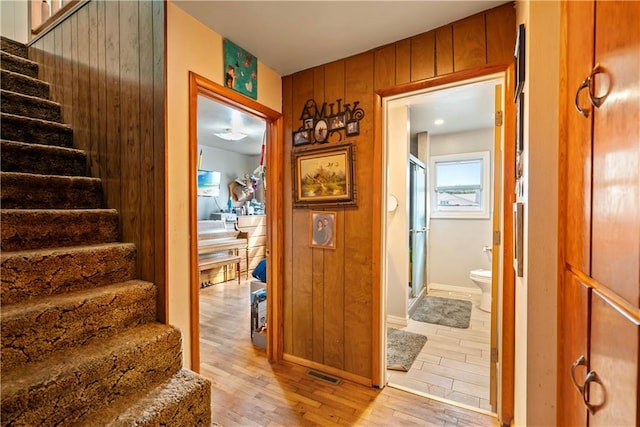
[470,269,492,312]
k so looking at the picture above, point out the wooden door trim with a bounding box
[188,72,283,371]
[373,63,515,425]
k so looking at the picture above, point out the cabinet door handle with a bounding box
[581,370,604,414]
[575,78,591,117]
[570,355,587,393]
[587,64,607,108]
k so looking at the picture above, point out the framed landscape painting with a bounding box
[292,144,356,207]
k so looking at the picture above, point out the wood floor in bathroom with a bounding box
[387,290,492,413]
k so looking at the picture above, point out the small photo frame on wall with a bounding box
[513,202,524,277]
[514,23,525,102]
[313,119,329,143]
[329,114,345,130]
[310,211,336,250]
[293,129,311,146]
[345,120,359,136]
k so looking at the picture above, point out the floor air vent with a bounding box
[306,369,342,385]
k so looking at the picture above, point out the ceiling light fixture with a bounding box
[214,130,248,141]
[434,119,444,125]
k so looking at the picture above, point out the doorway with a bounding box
[383,74,505,415]
[188,73,283,371]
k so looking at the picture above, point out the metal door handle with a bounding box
[570,355,587,393]
[581,370,603,414]
[575,78,591,117]
[587,64,607,108]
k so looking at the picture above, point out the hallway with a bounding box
[199,280,498,426]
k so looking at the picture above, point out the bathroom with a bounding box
[385,77,501,412]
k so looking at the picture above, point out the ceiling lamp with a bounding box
[434,119,444,125]
[214,130,248,141]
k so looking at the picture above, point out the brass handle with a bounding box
[575,78,591,117]
[570,355,587,393]
[587,63,606,108]
[581,370,601,414]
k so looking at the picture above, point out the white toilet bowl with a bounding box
[470,269,492,312]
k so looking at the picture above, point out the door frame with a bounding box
[373,63,516,425]
[187,72,284,371]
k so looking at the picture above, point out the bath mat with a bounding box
[410,296,472,329]
[386,328,428,372]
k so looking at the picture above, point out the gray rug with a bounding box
[410,296,472,329]
[386,328,428,372]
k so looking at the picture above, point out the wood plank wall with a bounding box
[282,3,515,381]
[29,0,167,321]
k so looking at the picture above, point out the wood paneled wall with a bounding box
[29,0,167,320]
[282,3,515,381]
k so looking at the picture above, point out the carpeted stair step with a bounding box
[1,36,29,59]
[0,140,87,176]
[1,69,50,99]
[0,323,183,426]
[85,368,212,426]
[1,89,61,122]
[1,209,119,251]
[0,112,73,147]
[1,172,103,209]
[1,280,156,371]
[0,51,39,78]
[1,243,137,305]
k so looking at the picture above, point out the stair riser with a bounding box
[1,210,119,251]
[1,37,29,59]
[1,327,183,426]
[1,70,50,99]
[1,174,104,209]
[1,244,137,305]
[0,140,87,176]
[0,114,73,147]
[1,281,156,371]
[1,91,61,122]
[0,52,38,78]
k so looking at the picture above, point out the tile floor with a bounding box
[387,289,493,413]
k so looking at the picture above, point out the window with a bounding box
[430,151,490,219]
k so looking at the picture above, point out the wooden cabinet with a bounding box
[237,215,267,276]
[559,1,640,425]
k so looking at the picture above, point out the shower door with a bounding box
[409,158,426,299]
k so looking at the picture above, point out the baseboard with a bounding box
[428,282,481,295]
[386,314,408,327]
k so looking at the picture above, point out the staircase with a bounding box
[0,37,211,425]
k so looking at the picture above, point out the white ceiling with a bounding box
[174,1,507,76]
[187,1,508,154]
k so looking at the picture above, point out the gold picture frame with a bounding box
[292,144,356,207]
[309,211,337,250]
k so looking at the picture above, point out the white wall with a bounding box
[429,128,493,291]
[386,103,410,322]
[1,0,29,43]
[197,146,262,220]
[166,1,281,368]
[513,1,560,425]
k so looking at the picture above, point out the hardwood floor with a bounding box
[199,280,498,426]
[388,290,492,412]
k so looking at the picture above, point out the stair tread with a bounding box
[0,242,135,260]
[0,111,71,130]
[0,69,50,98]
[1,322,175,390]
[91,369,211,426]
[0,88,59,107]
[0,170,99,182]
[1,279,153,317]
[0,50,38,67]
[0,139,84,155]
